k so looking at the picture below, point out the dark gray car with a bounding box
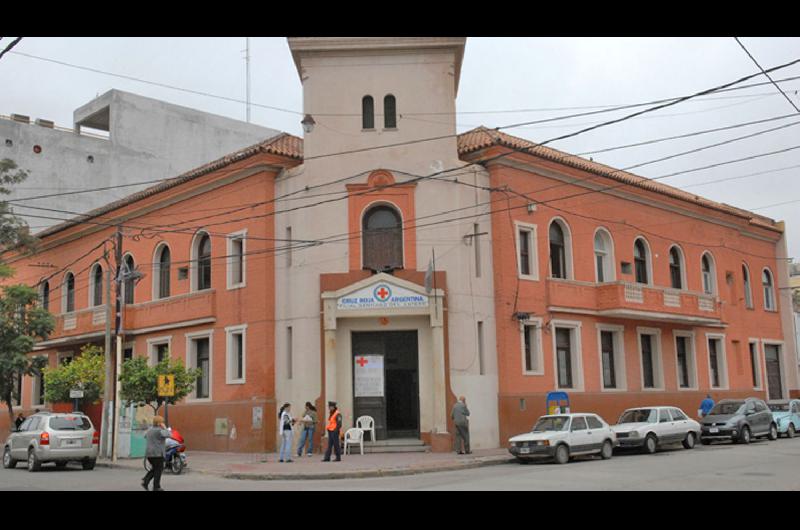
[700,398,777,445]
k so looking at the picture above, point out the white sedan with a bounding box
[508,413,617,464]
[611,406,701,454]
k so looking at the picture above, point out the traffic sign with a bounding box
[157,374,175,397]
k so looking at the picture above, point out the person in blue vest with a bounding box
[699,394,715,418]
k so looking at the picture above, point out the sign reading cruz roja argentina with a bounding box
[337,282,429,311]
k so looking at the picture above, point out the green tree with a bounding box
[0,159,37,256]
[119,355,201,415]
[42,344,105,405]
[0,284,55,427]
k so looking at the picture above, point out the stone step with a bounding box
[361,444,430,454]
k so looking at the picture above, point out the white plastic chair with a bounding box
[344,428,364,455]
[356,415,376,442]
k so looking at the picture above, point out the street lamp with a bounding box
[301,114,316,134]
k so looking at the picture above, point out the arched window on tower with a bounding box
[549,221,569,279]
[362,205,403,272]
[195,233,212,291]
[362,96,375,129]
[64,272,75,313]
[384,94,397,129]
[155,245,171,300]
[123,254,135,304]
[669,246,684,289]
[40,281,50,311]
[762,268,775,311]
[634,238,649,284]
[90,263,103,307]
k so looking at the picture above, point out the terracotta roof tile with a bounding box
[457,126,779,230]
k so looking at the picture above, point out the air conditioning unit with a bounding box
[35,119,54,129]
[11,114,30,124]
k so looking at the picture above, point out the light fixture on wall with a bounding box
[301,114,316,134]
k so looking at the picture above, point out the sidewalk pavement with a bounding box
[98,448,514,480]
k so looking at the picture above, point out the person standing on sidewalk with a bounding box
[451,396,471,455]
[278,403,296,463]
[296,402,318,457]
[322,401,342,462]
[699,394,715,419]
[142,415,171,491]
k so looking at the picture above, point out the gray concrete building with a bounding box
[0,89,280,232]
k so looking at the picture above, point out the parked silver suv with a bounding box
[3,412,98,471]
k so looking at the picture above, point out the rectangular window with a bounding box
[477,321,485,375]
[556,328,573,388]
[523,324,541,373]
[676,336,689,388]
[156,343,169,364]
[750,342,759,388]
[287,326,293,380]
[708,338,721,388]
[194,338,210,399]
[123,347,133,362]
[519,229,531,276]
[474,223,481,278]
[601,331,616,389]
[231,238,244,285]
[641,334,655,389]
[226,326,246,384]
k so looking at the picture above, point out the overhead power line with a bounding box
[734,37,800,114]
[0,37,22,61]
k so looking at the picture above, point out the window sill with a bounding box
[518,274,539,282]
[522,371,544,377]
[226,379,246,385]
[600,387,628,393]
[382,128,398,132]
[362,128,376,132]
[226,283,246,291]
[677,386,699,392]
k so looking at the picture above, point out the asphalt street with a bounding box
[2,437,799,490]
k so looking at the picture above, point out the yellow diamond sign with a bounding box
[158,374,175,397]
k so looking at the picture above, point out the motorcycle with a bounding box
[144,430,188,475]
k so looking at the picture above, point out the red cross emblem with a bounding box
[374,284,392,302]
[356,357,368,367]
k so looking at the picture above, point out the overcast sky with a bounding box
[2,37,800,257]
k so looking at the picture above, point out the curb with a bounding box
[221,456,514,481]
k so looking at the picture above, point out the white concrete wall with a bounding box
[275,38,500,449]
[1,90,279,231]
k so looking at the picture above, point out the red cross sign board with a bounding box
[354,354,384,397]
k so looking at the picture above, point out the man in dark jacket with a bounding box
[451,396,471,454]
[322,401,342,462]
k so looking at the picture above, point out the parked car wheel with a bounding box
[2,447,17,469]
[27,449,41,472]
[82,459,96,471]
[682,432,696,449]
[786,424,796,439]
[738,426,751,444]
[642,434,658,454]
[554,444,570,465]
[600,440,613,460]
[767,423,778,441]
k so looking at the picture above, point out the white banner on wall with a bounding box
[354,354,384,397]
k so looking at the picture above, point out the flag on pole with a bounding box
[424,256,434,294]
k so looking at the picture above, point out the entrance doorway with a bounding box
[764,344,783,400]
[352,331,419,440]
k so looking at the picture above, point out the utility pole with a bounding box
[100,250,113,459]
[245,37,251,123]
[111,227,123,463]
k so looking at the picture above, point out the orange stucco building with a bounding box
[2,38,798,453]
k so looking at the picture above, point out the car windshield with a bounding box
[709,402,745,416]
[532,416,570,432]
[768,403,789,412]
[618,409,656,424]
[49,416,91,431]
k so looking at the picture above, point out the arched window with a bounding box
[633,238,649,284]
[742,263,753,308]
[669,246,684,289]
[549,220,570,279]
[593,229,614,282]
[64,272,75,313]
[196,234,212,290]
[384,94,397,129]
[701,253,716,295]
[154,245,171,300]
[123,254,135,305]
[362,96,375,129]
[90,264,103,307]
[40,281,50,311]
[762,269,775,311]
[362,204,403,272]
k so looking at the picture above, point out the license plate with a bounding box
[61,439,80,448]
[709,428,719,434]
[519,447,531,454]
